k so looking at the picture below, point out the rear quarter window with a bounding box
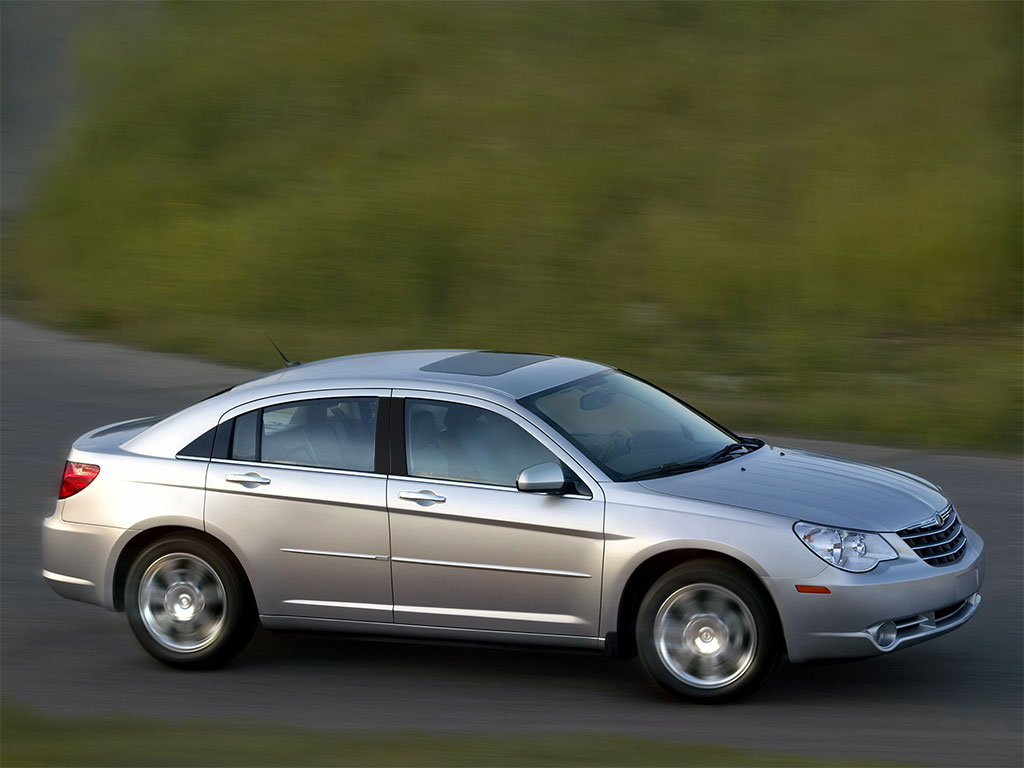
[177,427,216,458]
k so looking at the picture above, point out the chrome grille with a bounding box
[897,505,967,566]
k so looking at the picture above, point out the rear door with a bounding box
[204,390,393,623]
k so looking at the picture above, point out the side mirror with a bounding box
[516,462,570,494]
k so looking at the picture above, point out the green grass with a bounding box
[4,1,1021,451]
[0,699,895,767]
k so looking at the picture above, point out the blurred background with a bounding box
[2,2,1021,766]
[3,0,1020,451]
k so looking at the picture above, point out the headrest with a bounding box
[410,410,438,447]
[443,405,480,430]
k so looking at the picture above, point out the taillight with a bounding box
[59,462,100,499]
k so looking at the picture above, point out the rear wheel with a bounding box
[125,535,256,669]
[636,561,780,702]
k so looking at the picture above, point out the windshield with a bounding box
[520,371,741,481]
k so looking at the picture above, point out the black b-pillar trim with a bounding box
[374,397,392,475]
[388,397,407,477]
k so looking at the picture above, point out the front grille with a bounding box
[897,505,967,566]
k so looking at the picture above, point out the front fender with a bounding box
[598,490,826,638]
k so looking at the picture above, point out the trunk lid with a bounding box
[72,416,165,452]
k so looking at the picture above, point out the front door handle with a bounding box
[399,489,446,505]
[226,472,271,486]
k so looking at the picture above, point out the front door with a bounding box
[388,392,605,637]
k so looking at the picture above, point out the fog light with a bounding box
[874,621,898,649]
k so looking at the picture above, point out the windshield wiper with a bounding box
[619,461,707,483]
[620,440,763,483]
[701,442,753,466]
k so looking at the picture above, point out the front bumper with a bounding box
[769,524,985,663]
[42,510,128,610]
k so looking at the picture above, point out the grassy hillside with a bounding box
[5,1,1021,450]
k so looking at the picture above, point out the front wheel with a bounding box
[636,561,780,702]
[125,535,256,669]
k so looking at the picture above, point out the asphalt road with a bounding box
[1,316,1021,765]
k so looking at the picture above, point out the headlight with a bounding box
[793,522,898,573]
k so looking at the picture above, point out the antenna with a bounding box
[264,333,301,367]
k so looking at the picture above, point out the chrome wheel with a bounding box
[653,582,757,689]
[138,552,227,653]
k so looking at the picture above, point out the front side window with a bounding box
[406,400,556,487]
[520,371,739,481]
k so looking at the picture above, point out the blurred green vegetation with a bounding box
[0,698,893,767]
[5,1,1020,450]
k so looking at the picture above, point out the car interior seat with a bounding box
[409,409,448,478]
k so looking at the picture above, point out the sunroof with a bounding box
[421,351,555,376]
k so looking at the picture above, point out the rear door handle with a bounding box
[399,490,446,505]
[226,473,271,486]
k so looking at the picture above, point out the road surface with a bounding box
[1,316,1021,765]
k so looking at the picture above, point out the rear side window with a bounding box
[260,397,378,471]
[231,410,259,462]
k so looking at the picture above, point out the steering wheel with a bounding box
[573,431,634,463]
[608,429,635,460]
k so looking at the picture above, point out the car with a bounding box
[42,349,984,701]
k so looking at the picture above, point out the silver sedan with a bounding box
[42,350,984,701]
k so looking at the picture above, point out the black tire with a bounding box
[125,535,257,669]
[636,560,780,703]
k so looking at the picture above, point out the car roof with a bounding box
[233,349,608,400]
[123,350,611,457]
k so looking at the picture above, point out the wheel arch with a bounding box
[111,525,254,612]
[609,547,785,659]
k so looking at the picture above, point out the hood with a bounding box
[638,446,947,531]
